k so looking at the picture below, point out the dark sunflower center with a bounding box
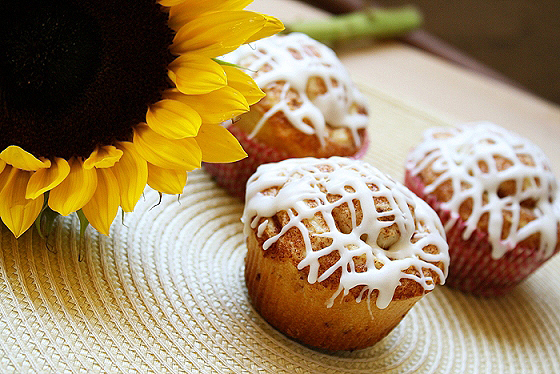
[0,2,101,110]
[0,0,175,159]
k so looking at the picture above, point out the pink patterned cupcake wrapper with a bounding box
[404,170,557,296]
[203,125,369,200]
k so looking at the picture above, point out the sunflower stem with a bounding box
[283,6,422,47]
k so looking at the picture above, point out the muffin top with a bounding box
[406,122,560,259]
[224,33,369,151]
[243,157,449,309]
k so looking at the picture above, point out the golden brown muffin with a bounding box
[242,157,449,351]
[229,32,369,158]
[203,33,370,198]
[405,122,560,295]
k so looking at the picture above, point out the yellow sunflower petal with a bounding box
[172,11,266,57]
[133,124,202,170]
[147,163,187,195]
[165,87,249,124]
[113,142,148,212]
[168,54,227,95]
[26,157,71,200]
[0,145,51,171]
[196,124,247,163]
[245,14,285,43]
[82,168,120,236]
[83,145,124,170]
[0,165,11,191]
[0,160,5,174]
[222,65,265,106]
[146,99,202,139]
[0,168,44,238]
[168,0,252,31]
[158,0,187,7]
[48,158,98,216]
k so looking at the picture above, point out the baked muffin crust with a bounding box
[225,33,369,157]
[406,122,560,260]
[242,157,449,350]
[243,157,449,309]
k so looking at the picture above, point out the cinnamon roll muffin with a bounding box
[204,33,369,198]
[243,157,448,351]
[405,122,560,296]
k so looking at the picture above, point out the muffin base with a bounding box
[405,170,557,296]
[245,232,422,351]
[203,125,369,199]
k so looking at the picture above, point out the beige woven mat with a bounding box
[1,85,559,373]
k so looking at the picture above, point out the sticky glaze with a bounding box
[224,33,369,147]
[243,157,449,309]
[406,122,560,259]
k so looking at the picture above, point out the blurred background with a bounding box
[301,0,560,105]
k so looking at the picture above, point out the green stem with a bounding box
[283,6,422,47]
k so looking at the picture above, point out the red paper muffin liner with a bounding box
[404,170,559,296]
[203,125,370,199]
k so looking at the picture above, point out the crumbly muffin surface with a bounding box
[406,122,560,259]
[224,33,369,155]
[243,157,449,309]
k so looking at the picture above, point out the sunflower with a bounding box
[0,0,283,237]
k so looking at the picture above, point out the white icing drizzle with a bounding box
[224,33,369,147]
[406,122,560,260]
[242,157,449,309]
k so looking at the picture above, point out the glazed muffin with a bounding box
[405,122,560,296]
[242,157,449,351]
[204,33,369,198]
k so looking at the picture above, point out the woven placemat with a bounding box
[1,85,559,373]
